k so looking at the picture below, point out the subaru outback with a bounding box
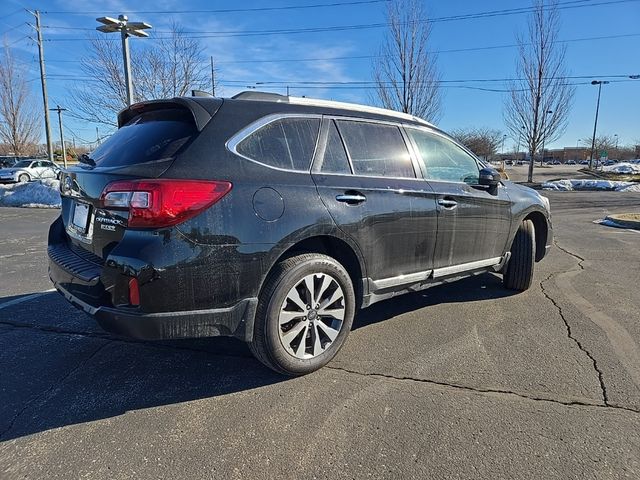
[48,92,552,375]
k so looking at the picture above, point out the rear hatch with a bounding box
[60,98,222,260]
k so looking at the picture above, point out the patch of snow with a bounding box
[542,179,640,192]
[602,162,640,174]
[0,179,61,208]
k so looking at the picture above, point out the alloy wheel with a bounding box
[278,272,345,359]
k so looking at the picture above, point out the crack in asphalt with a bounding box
[326,365,640,414]
[0,341,113,441]
[540,241,609,407]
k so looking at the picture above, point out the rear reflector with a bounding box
[100,179,232,228]
[128,277,140,306]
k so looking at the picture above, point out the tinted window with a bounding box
[317,120,351,174]
[337,121,414,178]
[408,129,480,183]
[89,108,196,168]
[237,117,320,171]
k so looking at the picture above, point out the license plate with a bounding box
[72,202,90,233]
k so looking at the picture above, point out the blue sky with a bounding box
[1,0,639,150]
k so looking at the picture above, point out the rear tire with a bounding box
[249,253,355,376]
[18,174,29,183]
[503,219,536,291]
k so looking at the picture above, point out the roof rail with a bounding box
[288,96,433,127]
[230,90,434,127]
[231,91,288,102]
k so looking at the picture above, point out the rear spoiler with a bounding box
[117,97,223,131]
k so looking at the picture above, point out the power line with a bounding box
[40,0,640,41]
[36,32,640,66]
[42,0,389,15]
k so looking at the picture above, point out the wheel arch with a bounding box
[263,234,367,309]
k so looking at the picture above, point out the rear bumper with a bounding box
[48,228,259,341]
[53,281,257,341]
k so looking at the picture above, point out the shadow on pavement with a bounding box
[353,272,517,330]
[0,272,514,442]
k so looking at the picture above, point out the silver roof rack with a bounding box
[230,90,434,127]
[288,96,434,127]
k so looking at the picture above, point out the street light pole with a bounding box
[96,15,152,106]
[120,19,134,106]
[589,80,609,169]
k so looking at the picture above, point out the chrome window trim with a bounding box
[226,113,323,173]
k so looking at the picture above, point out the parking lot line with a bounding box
[0,289,55,310]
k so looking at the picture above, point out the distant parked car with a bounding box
[566,160,577,165]
[0,157,18,169]
[0,159,61,183]
[579,160,589,165]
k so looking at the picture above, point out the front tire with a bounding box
[503,219,535,291]
[249,253,356,376]
[18,174,30,183]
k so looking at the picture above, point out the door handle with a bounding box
[437,198,458,209]
[336,193,367,204]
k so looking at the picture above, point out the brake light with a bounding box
[100,179,232,228]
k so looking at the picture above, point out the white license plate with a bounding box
[72,202,90,232]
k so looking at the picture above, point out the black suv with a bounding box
[48,92,552,375]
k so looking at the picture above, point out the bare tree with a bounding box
[504,0,574,182]
[71,23,210,126]
[0,43,41,155]
[451,128,504,161]
[372,0,442,122]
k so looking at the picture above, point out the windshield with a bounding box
[13,160,33,168]
[88,108,196,168]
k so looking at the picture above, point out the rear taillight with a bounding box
[100,179,232,228]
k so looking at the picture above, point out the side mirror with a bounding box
[478,167,501,189]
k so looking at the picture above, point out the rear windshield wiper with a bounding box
[78,153,96,167]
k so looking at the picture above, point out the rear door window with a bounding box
[236,117,320,171]
[89,108,196,168]
[336,120,415,178]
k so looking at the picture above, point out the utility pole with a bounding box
[210,56,216,96]
[51,105,67,168]
[30,10,54,162]
[96,15,152,106]
[589,80,609,169]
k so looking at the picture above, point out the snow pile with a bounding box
[602,162,640,174]
[0,178,61,208]
[542,179,640,192]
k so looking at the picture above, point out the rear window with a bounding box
[235,117,320,171]
[89,108,196,167]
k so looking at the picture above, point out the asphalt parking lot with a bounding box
[1,189,639,479]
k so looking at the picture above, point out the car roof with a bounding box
[119,92,438,132]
